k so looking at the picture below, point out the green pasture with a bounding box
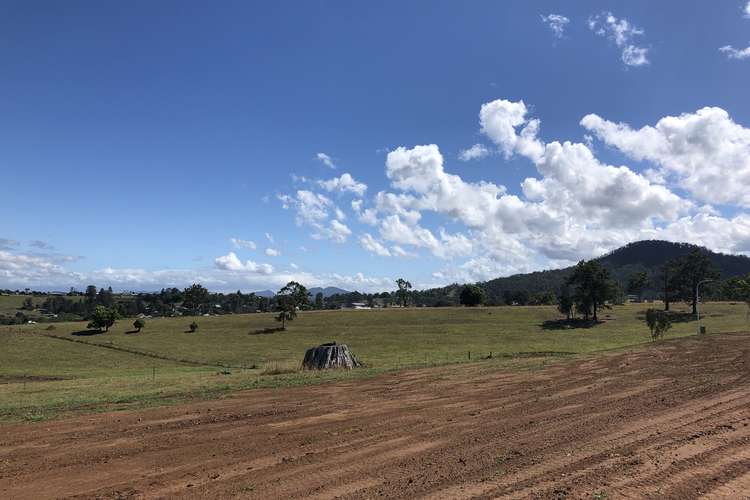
[0,302,747,422]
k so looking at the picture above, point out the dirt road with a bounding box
[2,333,750,499]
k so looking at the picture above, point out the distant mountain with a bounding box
[308,286,350,298]
[423,240,750,306]
[253,289,275,298]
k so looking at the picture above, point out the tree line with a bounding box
[3,246,749,327]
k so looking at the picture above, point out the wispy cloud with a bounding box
[230,238,256,250]
[316,152,336,169]
[720,44,750,60]
[589,12,650,67]
[540,14,570,39]
[0,238,19,250]
[29,240,55,250]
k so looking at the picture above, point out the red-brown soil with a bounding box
[2,333,750,499]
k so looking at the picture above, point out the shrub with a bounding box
[645,309,672,340]
[189,321,199,332]
[133,318,145,332]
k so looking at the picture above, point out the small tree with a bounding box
[395,278,412,307]
[87,305,119,332]
[314,292,324,310]
[275,297,297,330]
[645,308,672,340]
[133,318,145,332]
[459,285,485,307]
[189,321,199,332]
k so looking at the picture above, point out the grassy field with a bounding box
[0,294,47,318]
[1,302,747,422]
[0,293,86,321]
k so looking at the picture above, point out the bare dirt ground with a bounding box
[2,333,750,499]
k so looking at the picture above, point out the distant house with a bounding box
[349,302,371,310]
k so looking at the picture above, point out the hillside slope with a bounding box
[474,240,750,304]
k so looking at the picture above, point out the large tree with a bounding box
[395,278,412,307]
[87,305,119,332]
[459,284,485,307]
[658,260,678,311]
[670,249,720,315]
[275,281,309,329]
[84,285,98,305]
[723,275,750,321]
[182,283,210,314]
[627,271,649,302]
[558,286,574,320]
[566,260,616,322]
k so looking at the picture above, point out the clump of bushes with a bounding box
[645,309,672,340]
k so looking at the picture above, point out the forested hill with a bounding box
[598,240,750,283]
[457,240,750,305]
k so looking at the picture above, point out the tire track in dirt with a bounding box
[1,333,750,499]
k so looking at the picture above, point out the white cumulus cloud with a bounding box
[318,172,367,196]
[359,233,391,257]
[214,252,274,274]
[458,143,490,161]
[581,106,750,207]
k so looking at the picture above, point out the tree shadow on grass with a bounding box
[541,319,600,331]
[634,310,717,324]
[124,330,140,335]
[71,329,105,336]
[248,327,285,335]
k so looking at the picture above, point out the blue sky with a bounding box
[2,1,750,292]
